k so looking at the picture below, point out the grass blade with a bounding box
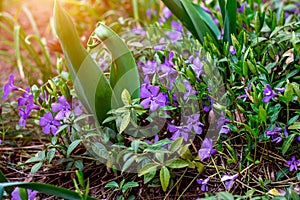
[13,25,25,79]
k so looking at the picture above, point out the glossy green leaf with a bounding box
[94,23,140,108]
[258,105,267,123]
[283,82,294,103]
[0,182,97,200]
[121,89,132,105]
[181,0,219,46]
[104,181,119,188]
[170,137,183,153]
[217,192,235,200]
[122,155,136,173]
[165,158,189,169]
[143,169,156,184]
[67,140,82,157]
[53,0,114,124]
[138,163,159,177]
[121,182,139,193]
[282,134,296,155]
[160,166,170,192]
[225,0,236,44]
[162,0,219,46]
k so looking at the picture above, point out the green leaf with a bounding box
[47,148,56,163]
[104,181,119,189]
[53,0,114,124]
[119,111,130,134]
[144,169,156,184]
[138,163,159,177]
[282,134,296,155]
[121,89,132,105]
[31,162,43,174]
[160,166,170,192]
[170,137,183,153]
[19,188,28,200]
[165,158,189,169]
[258,105,267,123]
[67,140,82,157]
[25,157,43,164]
[94,23,140,108]
[162,0,219,46]
[222,0,237,44]
[121,182,139,193]
[283,83,294,103]
[121,155,136,173]
[288,122,300,130]
[91,142,109,159]
[291,83,300,99]
[217,192,235,200]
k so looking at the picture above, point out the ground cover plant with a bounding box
[0,0,300,199]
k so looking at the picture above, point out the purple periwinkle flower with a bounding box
[142,60,159,75]
[196,177,210,192]
[217,116,230,129]
[0,139,2,145]
[162,7,172,19]
[275,88,285,93]
[198,138,217,161]
[159,53,178,88]
[237,93,248,102]
[188,56,204,78]
[263,84,277,103]
[201,5,212,15]
[140,84,167,111]
[182,80,197,101]
[229,45,236,55]
[186,114,203,134]
[40,112,61,136]
[73,100,84,116]
[18,89,40,110]
[219,125,231,134]
[168,124,190,142]
[171,20,183,32]
[17,89,39,128]
[286,156,300,172]
[11,187,38,200]
[237,2,248,13]
[51,96,71,120]
[144,134,159,145]
[221,174,238,190]
[2,74,18,100]
[265,125,284,143]
[18,107,31,128]
[166,31,182,41]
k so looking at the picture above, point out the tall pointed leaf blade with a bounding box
[0,182,97,200]
[0,170,13,193]
[192,4,221,37]
[218,0,226,21]
[162,0,200,41]
[94,24,140,107]
[181,0,219,46]
[53,0,114,124]
[223,0,237,44]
